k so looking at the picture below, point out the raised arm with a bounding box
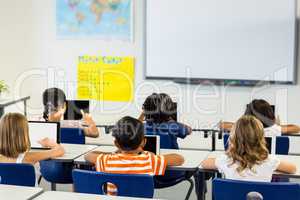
[81,110,100,138]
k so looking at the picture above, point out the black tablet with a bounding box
[144,135,160,155]
[64,100,90,120]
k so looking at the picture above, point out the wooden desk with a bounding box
[33,191,162,200]
[0,184,43,200]
[74,146,210,171]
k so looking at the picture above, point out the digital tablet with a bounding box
[144,135,160,155]
[64,100,90,120]
[28,121,60,149]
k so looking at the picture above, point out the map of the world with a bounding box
[56,0,132,41]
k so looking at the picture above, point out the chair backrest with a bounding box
[39,161,73,184]
[60,128,85,144]
[223,134,290,155]
[275,136,289,155]
[0,163,35,187]
[213,178,300,200]
[72,169,154,198]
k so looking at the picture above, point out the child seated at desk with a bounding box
[42,88,99,138]
[202,115,296,182]
[0,113,64,164]
[84,116,184,195]
[139,93,192,149]
[220,99,300,136]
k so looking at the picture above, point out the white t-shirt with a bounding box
[264,124,282,137]
[215,154,280,182]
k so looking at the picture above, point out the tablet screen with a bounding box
[144,135,160,155]
[64,100,90,120]
[28,121,60,149]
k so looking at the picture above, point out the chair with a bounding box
[145,125,194,200]
[60,128,85,144]
[72,169,154,198]
[0,163,35,187]
[38,128,85,190]
[223,134,290,155]
[212,178,300,200]
[39,160,73,190]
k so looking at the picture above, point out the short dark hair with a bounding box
[244,99,275,128]
[143,93,175,123]
[42,88,66,121]
[112,116,145,151]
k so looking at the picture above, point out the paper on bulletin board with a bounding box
[77,56,135,102]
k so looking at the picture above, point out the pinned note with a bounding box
[77,56,135,102]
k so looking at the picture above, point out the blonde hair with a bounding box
[227,115,269,173]
[0,113,30,158]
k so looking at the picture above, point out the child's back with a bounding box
[142,93,191,149]
[202,115,296,182]
[85,116,184,195]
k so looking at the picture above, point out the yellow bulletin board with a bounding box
[77,56,135,102]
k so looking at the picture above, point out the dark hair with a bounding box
[112,116,145,151]
[143,93,175,123]
[244,99,275,128]
[42,88,66,121]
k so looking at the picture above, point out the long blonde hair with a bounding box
[227,115,269,173]
[0,113,30,158]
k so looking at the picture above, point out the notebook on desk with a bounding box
[28,121,60,149]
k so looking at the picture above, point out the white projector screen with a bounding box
[145,0,297,84]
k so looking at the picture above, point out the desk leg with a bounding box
[24,100,27,116]
[0,107,4,118]
[194,171,207,200]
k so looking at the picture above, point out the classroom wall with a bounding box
[1,0,300,128]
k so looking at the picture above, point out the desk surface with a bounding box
[206,151,300,178]
[31,144,97,162]
[0,184,43,200]
[74,146,210,171]
[33,191,162,200]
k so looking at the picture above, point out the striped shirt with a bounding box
[96,151,167,195]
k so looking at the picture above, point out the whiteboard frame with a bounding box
[144,0,298,86]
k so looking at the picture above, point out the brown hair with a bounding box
[244,99,275,128]
[227,115,269,173]
[0,113,30,158]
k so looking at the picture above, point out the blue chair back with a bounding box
[223,134,290,155]
[72,169,154,198]
[275,136,289,155]
[39,161,73,184]
[60,128,85,144]
[213,178,300,200]
[0,163,35,187]
[145,126,175,149]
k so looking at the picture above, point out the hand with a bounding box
[48,108,64,122]
[51,144,65,158]
[81,110,95,125]
[38,137,57,148]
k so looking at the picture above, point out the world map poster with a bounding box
[56,0,133,41]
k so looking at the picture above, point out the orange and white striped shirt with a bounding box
[96,151,167,195]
